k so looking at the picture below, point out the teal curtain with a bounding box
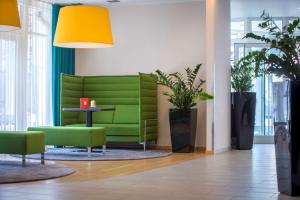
[52,4,75,126]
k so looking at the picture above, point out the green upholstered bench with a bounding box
[60,73,158,150]
[27,126,106,156]
[0,131,45,166]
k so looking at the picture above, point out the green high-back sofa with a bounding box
[60,73,158,147]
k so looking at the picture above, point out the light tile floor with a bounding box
[0,145,300,200]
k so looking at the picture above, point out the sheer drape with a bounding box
[0,0,52,131]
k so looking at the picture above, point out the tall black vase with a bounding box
[169,108,197,153]
[273,80,300,196]
[231,92,256,150]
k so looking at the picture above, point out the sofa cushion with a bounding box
[95,124,139,136]
[65,123,140,136]
[113,105,139,124]
[28,126,106,147]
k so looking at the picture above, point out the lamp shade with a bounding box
[54,5,114,48]
[0,0,21,32]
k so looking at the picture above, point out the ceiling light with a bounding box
[54,5,114,49]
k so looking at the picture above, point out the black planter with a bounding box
[231,92,256,150]
[169,108,197,153]
[273,80,300,196]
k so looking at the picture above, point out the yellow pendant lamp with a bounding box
[0,0,21,32]
[54,5,114,48]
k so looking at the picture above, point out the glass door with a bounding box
[234,43,274,139]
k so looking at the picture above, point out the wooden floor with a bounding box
[49,151,205,183]
[1,145,299,200]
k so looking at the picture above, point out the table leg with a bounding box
[41,153,45,165]
[22,155,26,167]
[102,145,106,154]
[87,147,91,157]
[86,111,92,127]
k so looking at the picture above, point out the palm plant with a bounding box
[155,64,213,110]
[244,11,300,80]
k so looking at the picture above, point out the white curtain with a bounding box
[0,0,52,131]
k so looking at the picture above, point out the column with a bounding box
[205,0,231,153]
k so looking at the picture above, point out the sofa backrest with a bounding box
[60,74,83,126]
[113,105,139,124]
[83,76,140,124]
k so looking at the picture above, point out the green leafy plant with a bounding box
[231,52,263,92]
[244,11,300,80]
[155,64,213,110]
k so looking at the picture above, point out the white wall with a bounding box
[76,1,207,147]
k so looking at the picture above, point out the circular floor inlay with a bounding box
[0,160,75,184]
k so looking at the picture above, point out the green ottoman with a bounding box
[0,131,45,166]
[28,127,106,157]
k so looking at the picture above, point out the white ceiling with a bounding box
[231,0,300,18]
[45,0,300,18]
[47,0,203,6]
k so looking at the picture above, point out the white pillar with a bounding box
[205,0,231,153]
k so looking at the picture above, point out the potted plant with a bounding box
[244,12,300,196]
[155,64,213,153]
[231,54,261,150]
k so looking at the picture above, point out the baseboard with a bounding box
[153,146,230,154]
[196,147,206,152]
[151,145,171,150]
[152,145,207,153]
[204,150,214,155]
[213,146,231,154]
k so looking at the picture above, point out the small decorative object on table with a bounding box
[80,98,89,108]
[90,100,96,108]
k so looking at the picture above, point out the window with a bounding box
[231,21,244,40]
[0,0,52,131]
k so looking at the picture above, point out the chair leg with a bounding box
[22,155,26,167]
[41,153,45,165]
[102,145,106,154]
[87,147,91,157]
